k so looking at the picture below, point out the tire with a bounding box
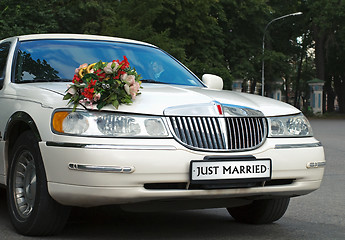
[227,197,290,224]
[7,131,71,236]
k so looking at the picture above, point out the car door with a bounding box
[0,41,12,184]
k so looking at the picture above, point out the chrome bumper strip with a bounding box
[275,142,322,149]
[68,163,135,173]
[46,141,176,150]
[306,161,326,169]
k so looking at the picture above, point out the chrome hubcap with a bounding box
[12,151,36,219]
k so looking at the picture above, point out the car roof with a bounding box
[4,34,156,47]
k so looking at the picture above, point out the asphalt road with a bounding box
[0,119,344,240]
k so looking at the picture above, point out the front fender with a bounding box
[4,111,41,142]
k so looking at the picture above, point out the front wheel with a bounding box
[227,197,290,224]
[7,131,70,236]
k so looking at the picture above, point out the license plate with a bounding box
[190,159,271,182]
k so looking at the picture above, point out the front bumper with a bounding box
[39,137,325,207]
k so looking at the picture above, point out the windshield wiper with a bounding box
[37,78,72,82]
[17,78,72,83]
[141,79,168,84]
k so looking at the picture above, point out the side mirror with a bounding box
[202,74,223,90]
[0,78,3,90]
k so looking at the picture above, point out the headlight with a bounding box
[267,114,313,137]
[52,110,169,137]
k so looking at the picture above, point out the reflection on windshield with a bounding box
[16,51,59,82]
[15,39,203,87]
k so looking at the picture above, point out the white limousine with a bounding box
[0,34,325,236]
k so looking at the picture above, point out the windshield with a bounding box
[15,39,203,87]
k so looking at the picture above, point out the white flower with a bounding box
[104,61,120,74]
[126,75,135,86]
[104,62,114,74]
[111,61,119,71]
[67,85,76,95]
[124,84,130,95]
[121,73,128,81]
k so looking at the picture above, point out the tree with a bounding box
[1,0,344,112]
[0,0,60,39]
[307,0,345,113]
[220,0,271,93]
[100,0,232,88]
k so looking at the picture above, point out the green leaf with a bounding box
[63,93,72,100]
[72,103,78,112]
[112,100,119,109]
[83,73,98,81]
[97,101,106,110]
[94,60,106,69]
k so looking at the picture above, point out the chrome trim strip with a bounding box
[46,141,177,150]
[275,142,322,149]
[84,144,176,150]
[306,161,326,169]
[68,163,135,173]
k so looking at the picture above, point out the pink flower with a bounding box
[133,81,140,92]
[104,62,120,74]
[129,82,140,100]
[130,91,136,100]
[79,98,87,104]
[87,102,94,109]
[75,63,88,74]
[93,93,101,102]
[126,75,135,86]
[104,62,114,74]
[120,73,128,81]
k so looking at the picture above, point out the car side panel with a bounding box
[0,95,53,185]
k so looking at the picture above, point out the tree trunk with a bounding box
[334,75,345,113]
[294,49,304,108]
[313,25,330,113]
[294,33,309,108]
[313,25,326,82]
[324,80,335,112]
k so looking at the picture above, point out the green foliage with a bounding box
[0,0,60,38]
[220,0,271,91]
[306,0,345,112]
[1,0,344,111]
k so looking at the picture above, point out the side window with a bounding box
[0,42,11,79]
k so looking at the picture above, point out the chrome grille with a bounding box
[168,116,267,151]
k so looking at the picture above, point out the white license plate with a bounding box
[190,159,271,182]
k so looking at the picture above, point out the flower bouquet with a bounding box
[63,56,141,111]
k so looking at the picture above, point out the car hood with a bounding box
[11,82,300,117]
